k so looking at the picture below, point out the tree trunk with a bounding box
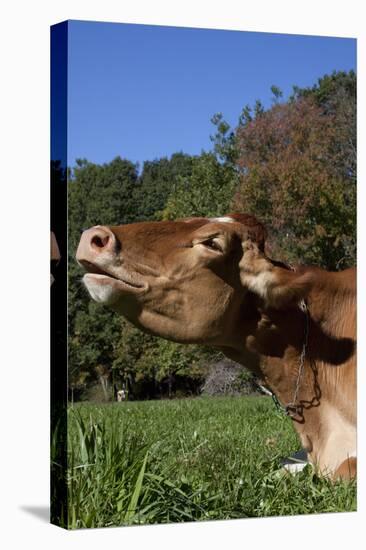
[99,376,109,401]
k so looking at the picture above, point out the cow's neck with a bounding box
[241,275,355,395]
[245,303,314,417]
[229,278,356,456]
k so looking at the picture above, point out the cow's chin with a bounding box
[82,273,146,305]
[121,306,223,346]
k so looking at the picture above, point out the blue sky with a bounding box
[67,21,356,169]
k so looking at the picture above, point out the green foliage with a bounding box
[291,70,356,110]
[270,85,283,103]
[63,397,356,528]
[210,112,238,165]
[162,152,237,220]
[112,318,212,398]
[136,153,194,220]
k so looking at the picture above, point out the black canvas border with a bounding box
[50,20,68,529]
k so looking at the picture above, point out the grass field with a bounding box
[62,396,356,529]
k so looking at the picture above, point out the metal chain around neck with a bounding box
[284,299,309,418]
[258,298,310,419]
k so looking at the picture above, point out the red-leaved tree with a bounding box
[233,95,356,270]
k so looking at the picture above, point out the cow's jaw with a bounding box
[78,260,148,305]
[82,272,146,304]
[78,256,238,345]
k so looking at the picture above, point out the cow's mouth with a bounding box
[79,260,147,292]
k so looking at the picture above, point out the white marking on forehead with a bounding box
[208,217,234,223]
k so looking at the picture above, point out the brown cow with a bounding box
[76,214,356,480]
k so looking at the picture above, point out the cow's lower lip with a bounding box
[83,273,147,293]
[78,258,146,290]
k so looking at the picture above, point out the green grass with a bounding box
[61,396,356,529]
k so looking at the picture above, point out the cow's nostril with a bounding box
[91,235,109,249]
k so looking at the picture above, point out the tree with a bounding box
[233,74,356,270]
[162,152,237,220]
[136,153,194,221]
[112,318,211,399]
[201,359,258,396]
[291,70,356,184]
[270,85,283,103]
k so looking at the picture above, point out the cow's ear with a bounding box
[225,213,267,252]
[239,241,312,309]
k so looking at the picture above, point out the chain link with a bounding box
[257,299,309,419]
[285,299,309,418]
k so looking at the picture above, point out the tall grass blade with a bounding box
[124,451,149,522]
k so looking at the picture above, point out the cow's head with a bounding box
[117,389,126,402]
[76,214,312,345]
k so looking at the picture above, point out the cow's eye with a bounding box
[201,239,223,252]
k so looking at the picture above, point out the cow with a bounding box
[76,213,356,480]
[114,385,127,402]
